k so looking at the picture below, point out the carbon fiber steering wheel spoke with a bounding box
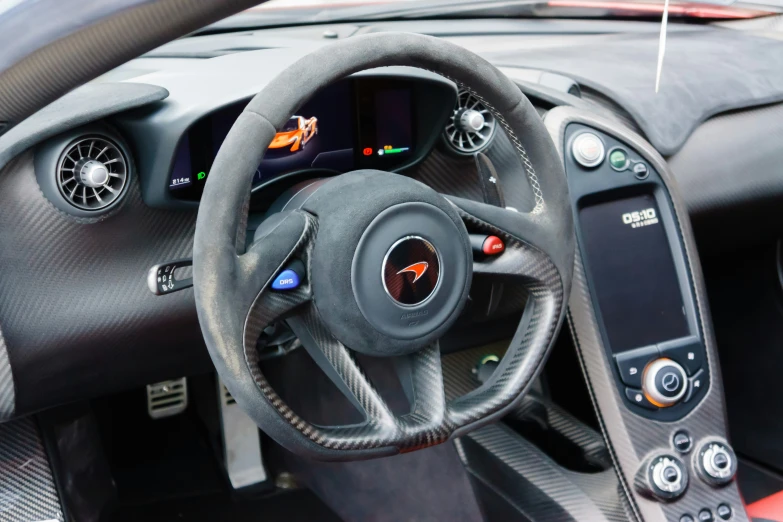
[240,210,317,352]
[287,306,396,426]
[442,196,568,432]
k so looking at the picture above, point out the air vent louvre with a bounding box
[57,136,128,211]
[443,88,497,155]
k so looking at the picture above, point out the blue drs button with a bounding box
[272,269,300,290]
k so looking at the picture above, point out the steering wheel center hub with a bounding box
[298,170,473,357]
[382,236,441,306]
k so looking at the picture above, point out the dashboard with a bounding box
[0,16,778,412]
[0,17,779,415]
[168,77,453,201]
[1,16,781,521]
[0,21,780,519]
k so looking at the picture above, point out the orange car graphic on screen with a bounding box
[269,115,318,152]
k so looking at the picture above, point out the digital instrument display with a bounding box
[169,79,415,200]
[579,194,689,353]
[357,85,413,160]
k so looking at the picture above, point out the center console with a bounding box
[544,107,746,522]
[567,123,707,421]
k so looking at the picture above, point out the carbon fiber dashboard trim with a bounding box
[544,107,746,521]
[406,129,538,214]
[0,417,63,522]
[0,151,208,416]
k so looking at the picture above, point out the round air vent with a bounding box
[443,88,497,155]
[56,136,128,211]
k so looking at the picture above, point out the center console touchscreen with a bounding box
[579,194,689,353]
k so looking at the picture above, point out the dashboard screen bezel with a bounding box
[573,181,701,356]
[577,193,691,353]
[167,75,444,202]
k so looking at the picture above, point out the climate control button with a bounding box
[643,358,688,407]
[625,387,658,410]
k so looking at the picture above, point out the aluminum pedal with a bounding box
[146,378,188,419]
[218,379,268,489]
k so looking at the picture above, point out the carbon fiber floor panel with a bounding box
[0,417,63,522]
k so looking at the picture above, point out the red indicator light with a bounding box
[363,147,373,156]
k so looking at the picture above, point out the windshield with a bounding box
[201,0,778,33]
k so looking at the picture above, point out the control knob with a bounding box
[76,159,110,188]
[637,454,688,500]
[696,441,737,486]
[457,109,486,133]
[642,358,687,407]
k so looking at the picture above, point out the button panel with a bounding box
[659,337,704,375]
[614,337,707,413]
[615,345,659,388]
[625,387,658,410]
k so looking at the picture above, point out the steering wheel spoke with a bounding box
[287,306,396,427]
[236,210,315,309]
[441,195,567,431]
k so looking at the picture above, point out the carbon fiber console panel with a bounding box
[544,107,746,521]
[459,423,631,521]
[0,417,63,522]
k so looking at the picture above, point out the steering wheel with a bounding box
[193,32,574,461]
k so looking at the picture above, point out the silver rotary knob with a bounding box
[697,442,736,486]
[458,109,486,132]
[642,358,687,407]
[78,160,110,188]
[638,454,688,500]
[652,457,684,495]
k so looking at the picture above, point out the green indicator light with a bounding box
[609,149,628,170]
[384,147,410,155]
[197,171,206,180]
[479,354,500,365]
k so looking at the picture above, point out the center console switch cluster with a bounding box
[615,336,708,414]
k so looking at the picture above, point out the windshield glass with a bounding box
[201,0,778,33]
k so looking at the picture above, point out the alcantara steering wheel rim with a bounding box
[193,32,574,461]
